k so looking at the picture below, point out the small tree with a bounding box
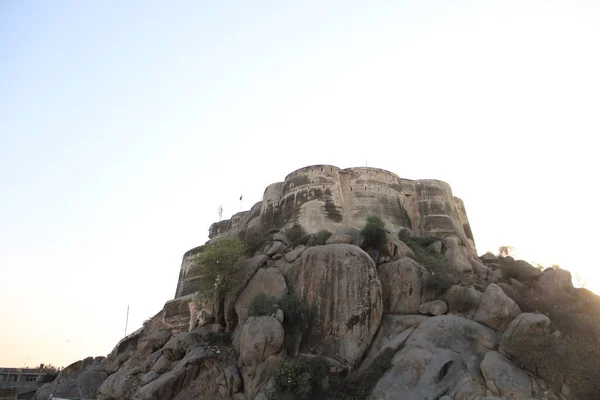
[192,237,246,292]
[361,216,387,249]
[273,356,328,399]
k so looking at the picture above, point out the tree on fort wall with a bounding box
[191,237,247,293]
[361,216,387,249]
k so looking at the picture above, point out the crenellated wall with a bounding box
[208,165,475,249]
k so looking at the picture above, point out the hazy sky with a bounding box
[1,1,599,368]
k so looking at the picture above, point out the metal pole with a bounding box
[124,305,129,337]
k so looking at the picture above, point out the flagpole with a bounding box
[124,305,129,337]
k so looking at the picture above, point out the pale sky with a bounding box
[1,1,599,368]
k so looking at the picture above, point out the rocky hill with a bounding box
[35,166,600,400]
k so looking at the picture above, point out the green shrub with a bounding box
[248,292,278,317]
[423,270,457,293]
[280,294,310,333]
[239,231,266,256]
[279,294,311,354]
[361,216,387,249]
[192,237,247,292]
[397,230,459,296]
[286,223,307,243]
[312,230,332,245]
[273,356,329,399]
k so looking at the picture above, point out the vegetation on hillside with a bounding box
[191,237,247,292]
[508,325,600,400]
[398,230,460,294]
[326,347,397,400]
[273,356,329,399]
[247,292,310,354]
[361,216,387,249]
[271,346,399,400]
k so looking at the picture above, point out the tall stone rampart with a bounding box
[207,165,474,250]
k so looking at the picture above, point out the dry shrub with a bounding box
[508,325,600,399]
[562,334,600,399]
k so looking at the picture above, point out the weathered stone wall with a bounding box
[206,165,474,245]
[174,246,204,298]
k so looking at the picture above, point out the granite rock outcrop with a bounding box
[35,164,600,400]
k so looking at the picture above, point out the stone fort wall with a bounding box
[208,165,475,250]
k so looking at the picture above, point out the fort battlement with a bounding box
[209,165,474,247]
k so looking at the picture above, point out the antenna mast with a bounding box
[124,305,129,337]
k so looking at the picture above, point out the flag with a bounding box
[239,195,243,201]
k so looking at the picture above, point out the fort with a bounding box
[35,166,600,400]
[175,165,476,298]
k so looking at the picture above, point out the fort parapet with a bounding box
[210,165,474,248]
[174,165,476,299]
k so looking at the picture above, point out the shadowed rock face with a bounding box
[290,244,383,369]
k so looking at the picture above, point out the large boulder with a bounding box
[137,329,172,353]
[290,244,383,368]
[474,284,521,332]
[35,357,109,400]
[441,285,482,317]
[449,375,486,400]
[499,313,552,358]
[419,300,448,316]
[442,236,473,273]
[239,316,284,366]
[265,241,286,257]
[222,255,268,331]
[403,315,497,377]
[358,314,428,374]
[382,231,415,260]
[480,252,499,263]
[284,245,306,262]
[370,346,469,400]
[480,351,532,398]
[378,258,427,314]
[235,267,288,327]
[536,268,574,298]
[161,332,202,361]
[325,227,364,246]
[500,258,543,281]
[97,370,139,400]
[470,256,492,278]
[240,355,279,400]
[135,346,241,400]
[77,362,108,399]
